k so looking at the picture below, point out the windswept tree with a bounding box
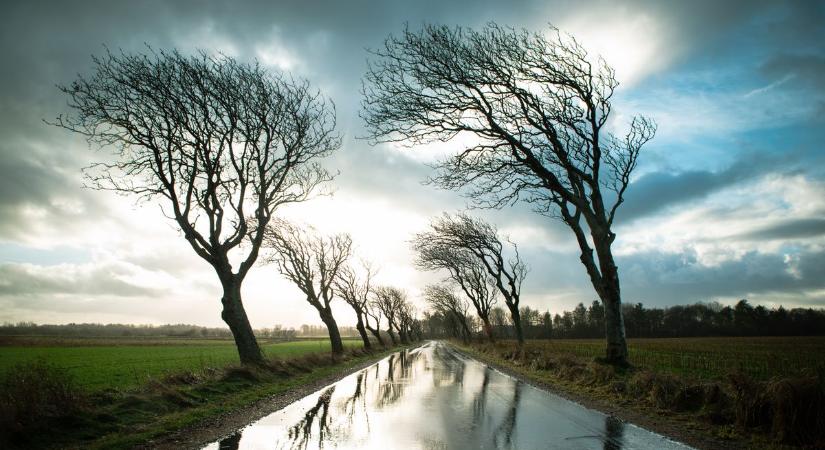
[424,284,473,342]
[413,236,498,341]
[417,213,528,345]
[362,24,656,364]
[372,286,407,345]
[55,49,339,364]
[334,261,375,349]
[363,297,386,347]
[265,221,352,355]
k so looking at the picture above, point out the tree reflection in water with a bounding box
[217,431,242,450]
[603,415,625,450]
[376,349,421,408]
[492,379,522,448]
[472,367,491,427]
[287,386,336,449]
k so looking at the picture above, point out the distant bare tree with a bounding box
[54,49,339,364]
[424,284,473,342]
[397,300,418,343]
[372,286,407,345]
[334,261,375,350]
[362,24,656,364]
[417,213,528,345]
[265,221,352,355]
[413,236,498,341]
[363,300,386,347]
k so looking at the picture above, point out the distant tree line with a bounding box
[423,299,825,340]
[0,322,375,340]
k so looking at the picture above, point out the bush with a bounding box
[0,360,85,438]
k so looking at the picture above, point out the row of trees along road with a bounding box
[363,24,655,365]
[56,22,654,366]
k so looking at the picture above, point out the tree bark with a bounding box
[319,308,345,355]
[355,314,372,350]
[481,316,495,342]
[220,278,264,365]
[365,324,385,347]
[594,238,628,365]
[507,304,525,346]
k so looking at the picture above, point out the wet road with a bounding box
[203,341,693,450]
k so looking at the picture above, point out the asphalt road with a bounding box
[203,341,694,450]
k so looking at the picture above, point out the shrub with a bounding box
[0,360,85,438]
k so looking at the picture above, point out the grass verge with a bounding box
[451,340,825,450]
[0,345,401,449]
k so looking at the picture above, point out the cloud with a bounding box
[0,0,824,326]
[0,262,159,298]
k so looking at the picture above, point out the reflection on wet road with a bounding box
[203,341,693,450]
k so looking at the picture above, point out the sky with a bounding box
[1,0,824,328]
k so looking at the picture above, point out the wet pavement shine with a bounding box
[203,341,694,450]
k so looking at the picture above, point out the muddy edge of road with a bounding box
[445,343,745,450]
[139,345,422,450]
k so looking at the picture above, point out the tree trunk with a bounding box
[481,316,495,342]
[319,308,345,355]
[386,326,397,345]
[507,304,525,346]
[566,210,629,366]
[220,278,264,365]
[599,261,628,365]
[591,228,628,365]
[398,325,409,344]
[366,325,385,346]
[355,314,372,350]
[456,314,473,343]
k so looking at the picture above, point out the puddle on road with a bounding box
[203,341,693,450]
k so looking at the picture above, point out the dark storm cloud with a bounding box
[737,219,825,241]
[1,0,824,318]
[619,249,825,306]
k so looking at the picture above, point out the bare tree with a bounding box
[363,300,386,347]
[265,220,352,355]
[397,300,418,343]
[418,213,528,345]
[413,236,498,342]
[362,24,656,364]
[334,261,375,350]
[424,284,473,342]
[372,286,407,345]
[54,49,339,364]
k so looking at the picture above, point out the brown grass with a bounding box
[460,340,825,448]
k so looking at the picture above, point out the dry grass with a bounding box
[460,339,825,448]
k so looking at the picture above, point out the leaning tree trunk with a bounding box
[355,314,372,350]
[585,224,628,365]
[365,324,385,347]
[318,307,345,356]
[386,326,397,345]
[220,277,264,365]
[480,316,495,343]
[507,304,525,346]
[456,314,473,343]
[595,248,628,365]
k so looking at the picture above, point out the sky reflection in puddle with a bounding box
[203,341,693,450]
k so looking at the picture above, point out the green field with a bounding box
[513,336,825,380]
[0,337,363,391]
